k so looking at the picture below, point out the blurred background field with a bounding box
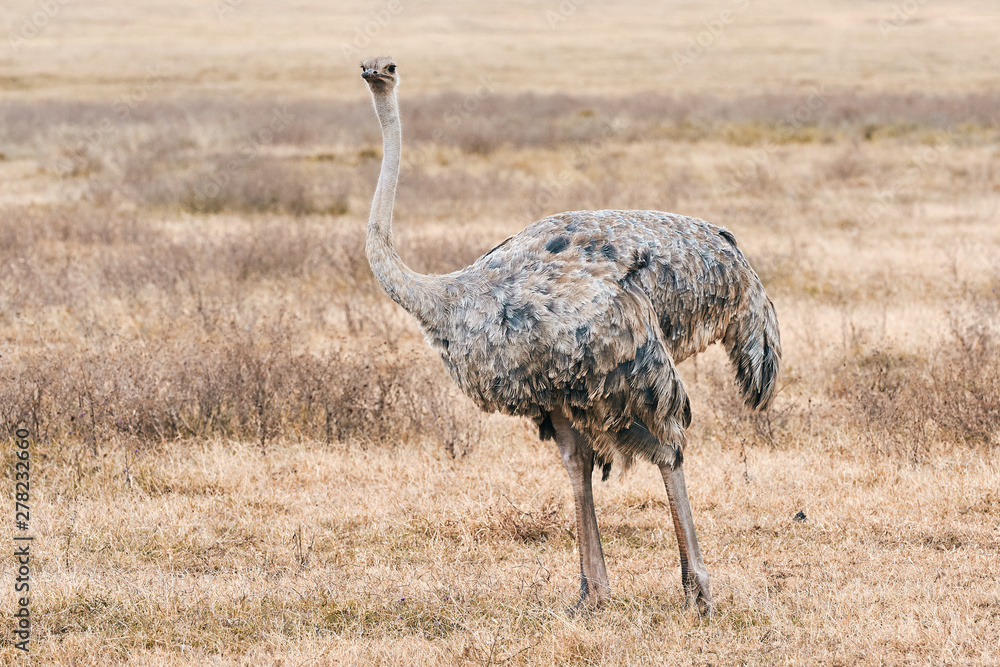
[1,1,999,665]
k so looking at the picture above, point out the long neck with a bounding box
[366,88,442,326]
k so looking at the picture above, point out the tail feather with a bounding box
[726,291,781,411]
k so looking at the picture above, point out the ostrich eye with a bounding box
[387,64,396,74]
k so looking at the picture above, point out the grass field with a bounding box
[2,1,1000,664]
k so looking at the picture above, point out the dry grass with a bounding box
[2,98,999,663]
[7,429,1000,665]
[3,99,1000,663]
[2,2,1000,664]
[833,297,1000,459]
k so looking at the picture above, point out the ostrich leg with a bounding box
[659,461,713,614]
[550,412,610,611]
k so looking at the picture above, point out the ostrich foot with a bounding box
[684,570,713,616]
[566,578,608,616]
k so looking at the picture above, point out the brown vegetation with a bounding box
[2,90,998,663]
[835,298,1000,458]
[2,6,1000,658]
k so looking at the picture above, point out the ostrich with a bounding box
[360,56,780,614]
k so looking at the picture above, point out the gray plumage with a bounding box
[361,56,780,613]
[430,209,780,471]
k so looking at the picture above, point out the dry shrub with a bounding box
[718,161,783,198]
[692,358,802,451]
[834,347,929,457]
[0,206,172,310]
[172,159,309,216]
[0,206,380,313]
[822,145,870,182]
[481,495,567,544]
[834,303,1000,457]
[399,228,498,276]
[6,92,994,225]
[0,201,490,456]
[117,154,352,217]
[929,315,1000,443]
[320,344,483,453]
[0,319,482,454]
[5,91,997,215]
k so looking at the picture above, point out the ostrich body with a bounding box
[361,57,781,613]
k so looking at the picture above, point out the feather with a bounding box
[418,210,779,469]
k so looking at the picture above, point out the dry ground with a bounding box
[3,0,1000,99]
[16,425,1000,665]
[2,1,1000,665]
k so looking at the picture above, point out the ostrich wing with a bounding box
[441,250,691,469]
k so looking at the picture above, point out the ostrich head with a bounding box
[360,56,398,94]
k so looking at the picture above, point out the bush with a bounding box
[0,316,482,454]
[833,302,1000,457]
